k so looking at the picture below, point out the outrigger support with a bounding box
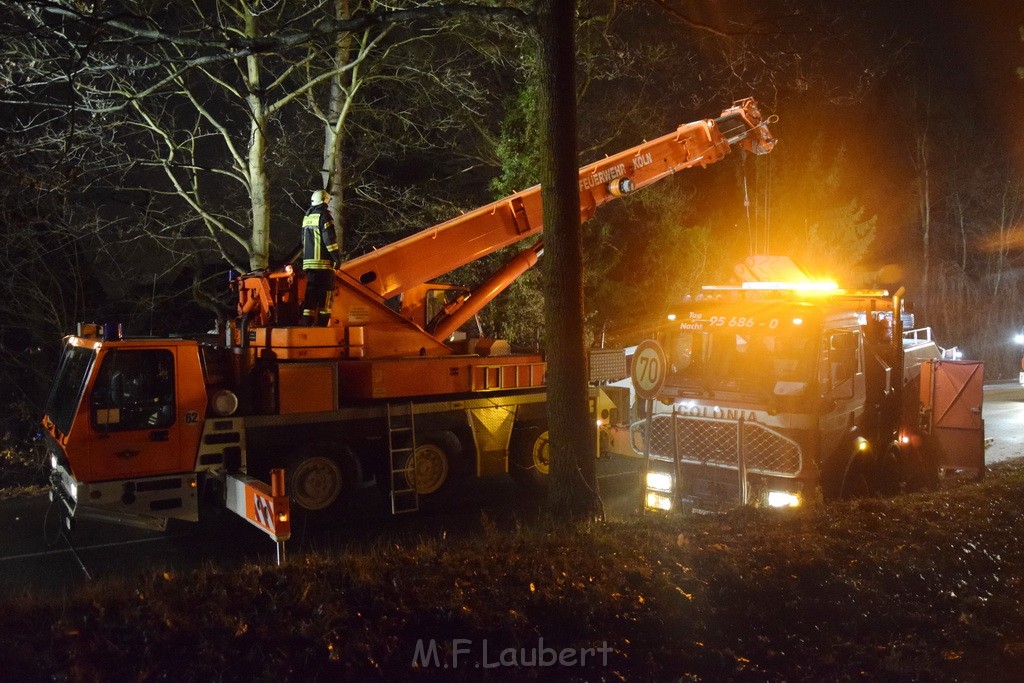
[225,468,291,565]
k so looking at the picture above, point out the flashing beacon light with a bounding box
[740,280,839,293]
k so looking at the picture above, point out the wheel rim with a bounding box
[532,431,551,476]
[404,443,449,495]
[290,455,342,510]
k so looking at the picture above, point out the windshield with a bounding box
[44,343,96,435]
[667,328,816,395]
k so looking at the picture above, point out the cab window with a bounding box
[91,349,176,431]
[820,330,859,391]
[45,345,96,435]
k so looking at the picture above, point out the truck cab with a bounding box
[638,293,869,508]
[42,327,209,527]
[633,265,983,512]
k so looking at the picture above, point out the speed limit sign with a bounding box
[632,339,667,400]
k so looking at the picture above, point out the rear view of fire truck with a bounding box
[42,99,775,540]
[635,256,985,511]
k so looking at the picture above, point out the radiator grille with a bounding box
[631,413,802,477]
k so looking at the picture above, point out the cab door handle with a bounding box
[150,430,169,442]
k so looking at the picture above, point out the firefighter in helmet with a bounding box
[301,189,341,326]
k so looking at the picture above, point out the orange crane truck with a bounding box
[629,256,986,512]
[41,99,775,543]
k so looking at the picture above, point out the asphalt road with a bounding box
[0,460,644,596]
[978,383,1024,464]
[2,384,1021,597]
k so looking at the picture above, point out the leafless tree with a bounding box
[4,0,529,271]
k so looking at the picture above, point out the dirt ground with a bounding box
[1,457,1023,681]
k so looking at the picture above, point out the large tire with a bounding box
[286,443,360,515]
[509,423,550,494]
[831,440,872,499]
[398,431,465,503]
[903,437,940,492]
[873,441,904,496]
[919,436,941,490]
[839,450,872,500]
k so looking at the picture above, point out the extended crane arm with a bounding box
[341,97,775,302]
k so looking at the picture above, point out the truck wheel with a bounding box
[509,423,550,494]
[903,438,940,492]
[399,432,464,498]
[918,437,941,491]
[873,442,903,496]
[839,452,871,499]
[287,444,359,513]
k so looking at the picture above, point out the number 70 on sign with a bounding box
[631,339,667,400]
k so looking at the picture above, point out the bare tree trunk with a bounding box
[536,0,596,523]
[914,129,931,317]
[245,11,271,271]
[994,182,1012,297]
[325,0,354,252]
[952,191,967,272]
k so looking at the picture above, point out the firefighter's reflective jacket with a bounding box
[302,204,340,270]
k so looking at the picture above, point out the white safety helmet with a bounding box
[310,189,331,205]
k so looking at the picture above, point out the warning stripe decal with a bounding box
[227,474,291,542]
[253,494,274,530]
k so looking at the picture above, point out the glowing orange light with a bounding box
[740,280,839,293]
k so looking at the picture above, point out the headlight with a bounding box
[646,471,673,492]
[645,492,673,511]
[211,389,239,416]
[50,454,58,470]
[767,490,800,508]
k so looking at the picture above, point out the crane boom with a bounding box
[234,98,774,357]
[341,97,774,301]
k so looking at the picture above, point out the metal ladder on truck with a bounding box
[386,402,419,513]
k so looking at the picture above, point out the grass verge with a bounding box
[2,462,1023,681]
